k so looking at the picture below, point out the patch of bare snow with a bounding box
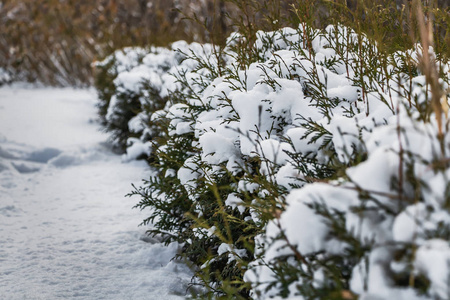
[0,84,192,299]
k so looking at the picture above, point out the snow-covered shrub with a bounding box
[94,47,149,151]
[128,20,445,298]
[243,35,450,300]
[247,107,450,299]
[130,41,258,297]
[96,5,449,298]
[94,42,216,155]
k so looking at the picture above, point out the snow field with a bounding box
[0,84,192,299]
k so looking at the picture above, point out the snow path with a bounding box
[0,85,192,299]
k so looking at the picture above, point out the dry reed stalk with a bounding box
[413,0,446,138]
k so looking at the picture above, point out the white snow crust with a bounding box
[0,84,192,299]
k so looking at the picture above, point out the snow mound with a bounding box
[48,147,107,168]
[27,147,62,163]
[11,161,41,173]
[0,160,10,172]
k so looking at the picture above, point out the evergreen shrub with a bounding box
[95,1,450,299]
[94,42,216,154]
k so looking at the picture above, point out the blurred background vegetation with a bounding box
[0,0,232,85]
[0,0,448,86]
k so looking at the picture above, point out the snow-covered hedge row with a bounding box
[96,23,450,299]
[94,42,217,155]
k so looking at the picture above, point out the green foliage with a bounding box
[95,0,450,299]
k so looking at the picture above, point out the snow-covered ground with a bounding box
[0,84,192,299]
